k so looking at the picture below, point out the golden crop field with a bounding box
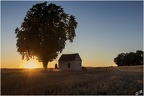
[1,65,143,95]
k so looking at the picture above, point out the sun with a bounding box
[24,61,38,69]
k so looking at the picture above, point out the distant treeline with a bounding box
[114,50,143,66]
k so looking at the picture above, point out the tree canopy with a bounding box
[15,2,78,69]
[114,50,143,66]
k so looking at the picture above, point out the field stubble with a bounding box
[1,65,143,95]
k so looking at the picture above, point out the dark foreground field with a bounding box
[1,65,143,95]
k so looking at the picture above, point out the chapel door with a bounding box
[68,63,70,68]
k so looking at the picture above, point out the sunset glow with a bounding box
[24,61,38,69]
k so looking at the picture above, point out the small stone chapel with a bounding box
[58,53,82,71]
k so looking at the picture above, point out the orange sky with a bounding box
[1,48,117,69]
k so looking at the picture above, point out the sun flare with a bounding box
[24,61,38,69]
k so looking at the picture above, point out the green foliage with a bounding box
[15,2,78,69]
[114,50,143,66]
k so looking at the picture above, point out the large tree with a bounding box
[15,2,78,69]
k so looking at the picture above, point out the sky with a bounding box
[1,1,143,68]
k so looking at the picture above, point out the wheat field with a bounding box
[1,65,143,95]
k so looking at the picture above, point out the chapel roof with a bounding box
[58,53,82,61]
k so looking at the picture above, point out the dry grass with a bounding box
[1,65,143,95]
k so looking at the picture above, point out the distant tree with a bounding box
[124,52,137,66]
[136,50,143,65]
[114,50,143,66]
[114,53,126,66]
[15,2,78,69]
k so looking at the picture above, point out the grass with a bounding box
[1,65,143,95]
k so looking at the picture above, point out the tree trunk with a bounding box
[42,60,48,70]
